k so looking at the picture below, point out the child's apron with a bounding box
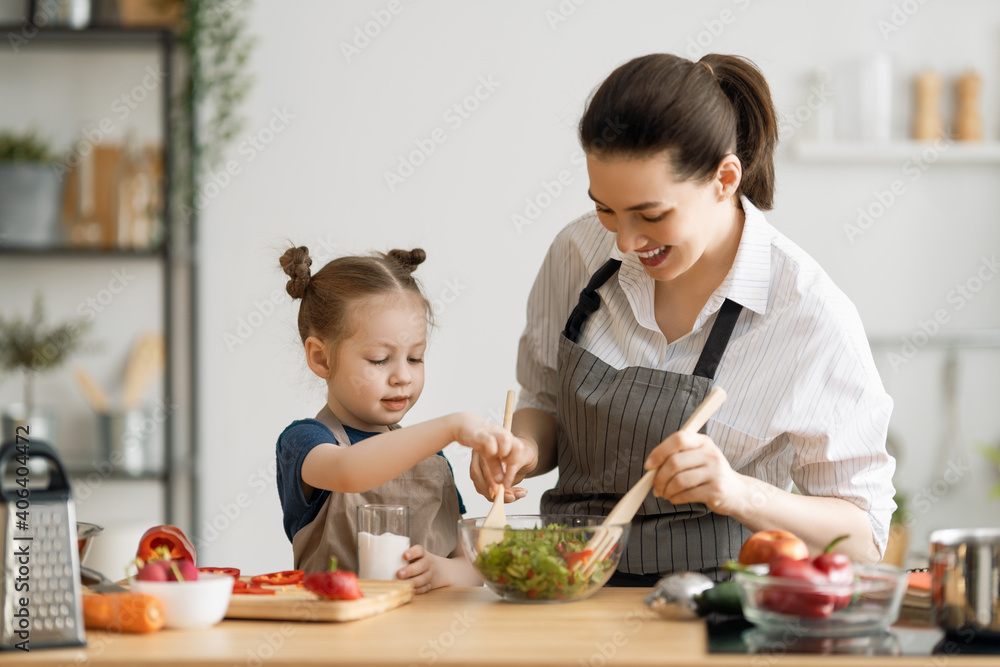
[540,258,751,583]
[291,406,461,573]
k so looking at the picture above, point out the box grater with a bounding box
[1,439,85,650]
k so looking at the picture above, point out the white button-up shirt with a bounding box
[517,196,896,554]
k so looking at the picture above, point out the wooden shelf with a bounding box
[792,140,1000,164]
[0,245,164,258]
[0,24,174,45]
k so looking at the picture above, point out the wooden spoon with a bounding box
[122,332,165,411]
[578,386,727,579]
[477,389,516,550]
[75,367,110,413]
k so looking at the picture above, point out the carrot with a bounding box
[83,592,165,634]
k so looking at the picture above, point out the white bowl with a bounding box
[130,573,234,629]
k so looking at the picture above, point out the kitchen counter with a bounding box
[11,587,998,666]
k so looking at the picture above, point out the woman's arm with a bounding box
[645,431,884,562]
[302,413,516,494]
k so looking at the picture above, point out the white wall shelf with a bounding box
[792,140,1000,164]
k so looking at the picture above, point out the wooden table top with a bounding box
[11,587,997,666]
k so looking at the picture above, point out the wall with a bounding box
[3,0,999,574]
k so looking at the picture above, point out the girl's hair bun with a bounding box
[385,248,426,274]
[279,245,313,299]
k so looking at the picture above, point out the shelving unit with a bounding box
[792,140,1000,164]
[0,25,197,531]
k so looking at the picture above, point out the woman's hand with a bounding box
[397,544,446,594]
[643,430,749,516]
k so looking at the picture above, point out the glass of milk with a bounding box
[356,504,410,580]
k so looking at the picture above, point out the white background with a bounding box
[2,0,1000,576]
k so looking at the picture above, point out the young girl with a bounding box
[275,244,521,594]
[474,53,895,584]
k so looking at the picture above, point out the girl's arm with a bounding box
[302,413,514,494]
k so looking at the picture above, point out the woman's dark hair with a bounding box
[279,245,431,347]
[579,53,778,210]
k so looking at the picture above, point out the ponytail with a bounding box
[699,54,778,210]
[579,53,778,210]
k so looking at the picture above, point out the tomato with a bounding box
[198,567,241,579]
[136,525,197,564]
[250,570,304,586]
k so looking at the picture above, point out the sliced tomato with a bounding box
[136,525,197,564]
[251,570,304,586]
[198,567,240,578]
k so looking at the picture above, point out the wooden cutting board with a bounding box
[225,578,414,622]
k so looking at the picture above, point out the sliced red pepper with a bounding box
[199,567,241,579]
[250,570,304,586]
[562,549,594,570]
[136,525,197,565]
[232,579,277,595]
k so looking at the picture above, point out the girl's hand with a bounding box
[397,544,445,594]
[452,413,530,491]
[470,448,532,503]
[643,431,749,516]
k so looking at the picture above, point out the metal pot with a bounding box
[929,528,1000,638]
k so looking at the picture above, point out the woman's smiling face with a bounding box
[586,152,738,283]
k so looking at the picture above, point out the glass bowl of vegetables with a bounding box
[458,514,630,603]
[734,563,907,637]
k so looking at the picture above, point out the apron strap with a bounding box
[562,259,622,343]
[692,298,743,379]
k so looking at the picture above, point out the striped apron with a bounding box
[539,259,750,585]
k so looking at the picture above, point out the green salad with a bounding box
[475,524,616,600]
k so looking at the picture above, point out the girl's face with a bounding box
[325,295,427,432]
[586,152,741,283]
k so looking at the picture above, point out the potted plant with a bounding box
[0,295,88,445]
[0,128,64,247]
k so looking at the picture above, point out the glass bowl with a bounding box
[130,573,234,629]
[734,563,907,637]
[458,514,630,603]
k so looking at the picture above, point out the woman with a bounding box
[473,53,895,585]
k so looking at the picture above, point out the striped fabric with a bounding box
[517,196,897,555]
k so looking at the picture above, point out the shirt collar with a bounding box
[608,194,773,334]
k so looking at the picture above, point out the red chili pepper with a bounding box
[250,570,304,586]
[136,525,197,564]
[198,567,240,579]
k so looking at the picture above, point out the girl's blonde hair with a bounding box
[279,245,431,348]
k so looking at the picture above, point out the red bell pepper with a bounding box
[760,555,836,619]
[811,535,854,610]
[198,567,241,579]
[232,579,277,595]
[251,570,304,586]
[136,525,197,565]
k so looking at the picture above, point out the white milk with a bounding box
[358,531,410,580]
